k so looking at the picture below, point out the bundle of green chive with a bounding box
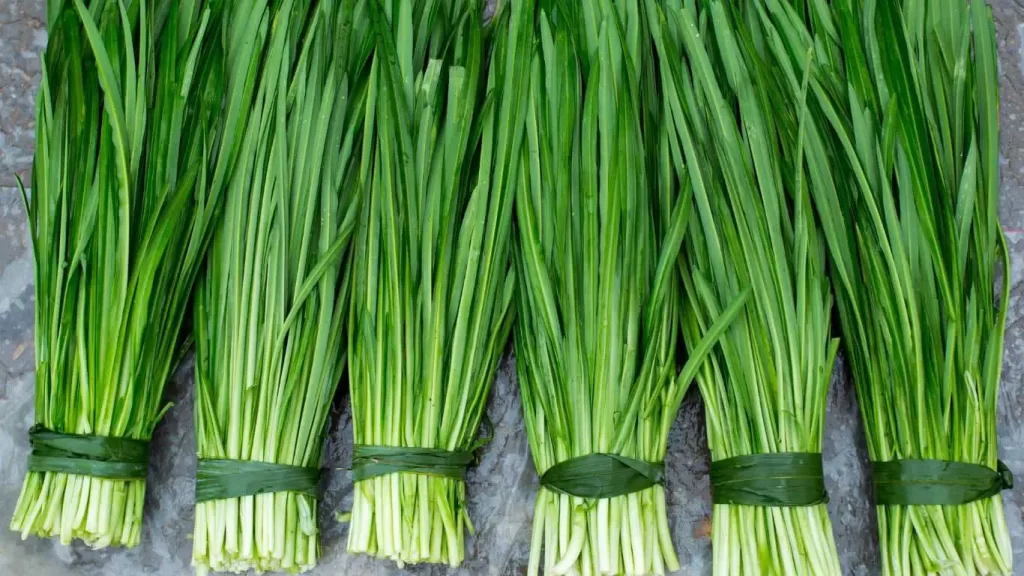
[345,0,523,567]
[191,0,371,573]
[647,1,843,573]
[11,0,230,548]
[804,0,1015,573]
[514,0,744,574]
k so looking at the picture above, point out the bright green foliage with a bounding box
[191,1,370,573]
[804,0,1013,573]
[649,1,842,573]
[345,0,521,566]
[514,0,744,574]
[11,0,235,548]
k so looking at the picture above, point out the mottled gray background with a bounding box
[1,0,1023,574]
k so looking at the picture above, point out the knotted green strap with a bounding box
[710,452,828,507]
[871,459,1013,506]
[350,445,475,482]
[195,459,322,503]
[539,454,665,499]
[27,424,149,480]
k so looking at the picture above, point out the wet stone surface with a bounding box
[1,1,1023,574]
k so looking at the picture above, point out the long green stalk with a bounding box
[11,0,232,548]
[803,1,1014,574]
[515,1,744,574]
[191,1,369,573]
[345,0,521,566]
[650,1,842,574]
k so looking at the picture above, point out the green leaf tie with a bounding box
[27,424,150,480]
[349,445,475,483]
[871,459,1014,506]
[710,452,828,507]
[195,459,322,503]
[539,454,665,500]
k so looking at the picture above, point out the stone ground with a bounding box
[1,1,1023,575]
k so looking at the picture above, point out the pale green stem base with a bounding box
[711,503,841,576]
[877,496,1012,576]
[346,474,468,567]
[192,492,319,575]
[10,471,145,548]
[525,485,679,576]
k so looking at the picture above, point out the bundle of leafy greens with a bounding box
[802,0,1015,573]
[514,0,744,573]
[648,0,843,573]
[191,0,370,573]
[345,0,522,567]
[11,0,236,548]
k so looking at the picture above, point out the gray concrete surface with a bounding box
[0,0,44,188]
[1,1,1023,575]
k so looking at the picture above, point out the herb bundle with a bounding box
[11,0,231,548]
[649,0,843,573]
[514,1,743,574]
[805,0,1015,573]
[191,1,370,573]
[345,0,522,566]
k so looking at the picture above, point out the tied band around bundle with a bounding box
[26,424,150,480]
[349,445,475,482]
[195,459,323,503]
[710,452,828,507]
[539,453,665,500]
[871,459,1014,506]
